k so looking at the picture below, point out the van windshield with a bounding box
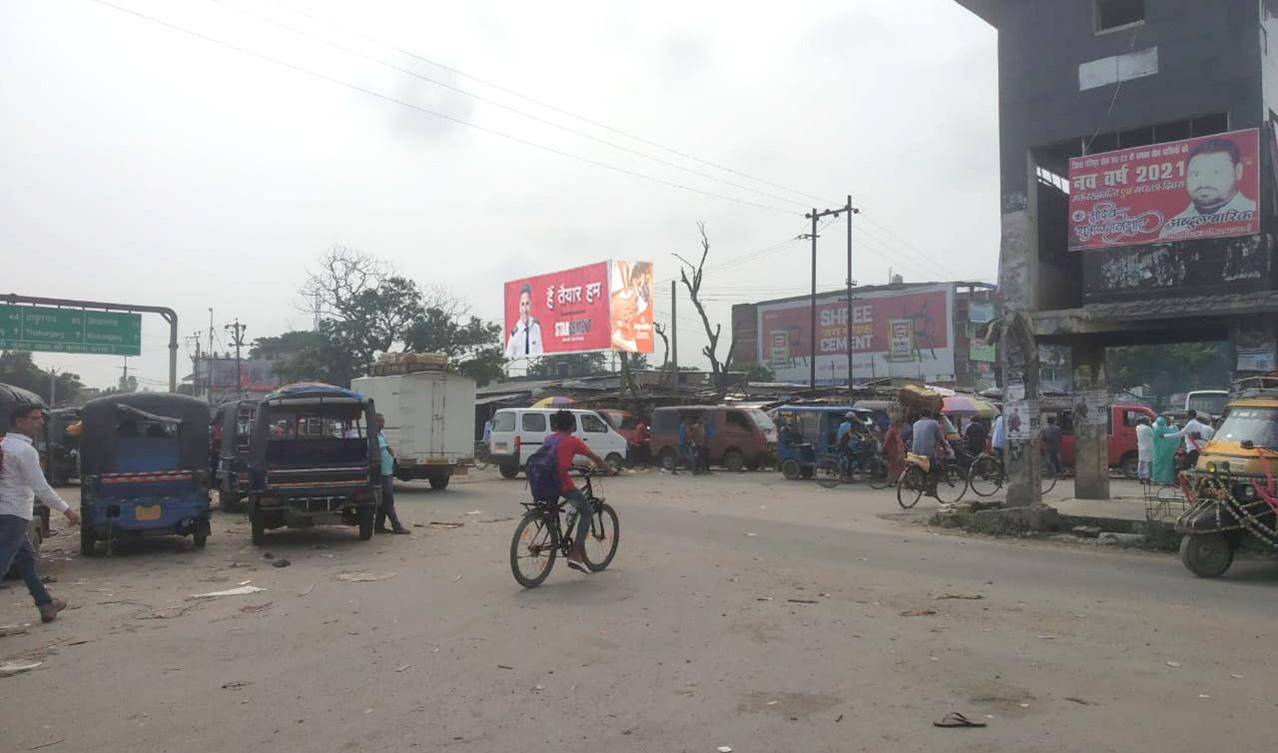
[1214,408,1278,450]
[1187,392,1228,417]
[492,412,515,432]
[746,408,776,434]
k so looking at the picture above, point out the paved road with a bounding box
[4,470,1276,752]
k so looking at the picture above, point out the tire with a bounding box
[1180,532,1233,578]
[722,449,745,472]
[659,448,677,471]
[357,505,375,540]
[499,463,520,480]
[583,502,620,572]
[897,466,926,509]
[249,497,266,546]
[604,453,625,474]
[865,457,890,490]
[968,456,1002,498]
[1120,453,1139,480]
[219,489,242,514]
[934,463,969,504]
[192,520,209,549]
[815,458,843,489]
[780,458,802,480]
[510,511,558,588]
[473,443,490,471]
[80,520,97,557]
[429,475,451,490]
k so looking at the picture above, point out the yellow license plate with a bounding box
[135,505,162,521]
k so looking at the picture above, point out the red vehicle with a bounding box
[1042,403,1156,479]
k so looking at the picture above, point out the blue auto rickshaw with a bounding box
[774,405,856,480]
[78,393,212,555]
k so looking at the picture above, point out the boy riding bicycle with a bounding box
[548,410,613,573]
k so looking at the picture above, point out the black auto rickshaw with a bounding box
[213,399,258,513]
[247,383,380,544]
[0,383,50,566]
[45,407,82,486]
[79,393,212,555]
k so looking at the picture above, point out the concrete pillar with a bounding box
[1071,340,1110,500]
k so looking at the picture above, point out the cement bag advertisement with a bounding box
[503,260,653,358]
[1067,129,1259,251]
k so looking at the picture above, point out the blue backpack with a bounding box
[525,435,563,503]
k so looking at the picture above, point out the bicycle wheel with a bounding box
[509,511,558,588]
[815,457,844,489]
[897,466,926,509]
[583,502,620,572]
[865,457,890,490]
[1040,462,1058,495]
[934,462,969,504]
[473,445,490,471]
[968,455,1003,498]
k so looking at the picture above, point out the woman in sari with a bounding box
[883,418,906,481]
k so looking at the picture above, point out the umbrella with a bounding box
[531,396,576,408]
[942,395,999,418]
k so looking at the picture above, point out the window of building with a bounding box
[1095,0,1144,33]
[1083,113,1229,155]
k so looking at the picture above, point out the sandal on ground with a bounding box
[933,712,986,728]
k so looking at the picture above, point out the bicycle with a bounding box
[896,453,968,509]
[814,448,889,490]
[967,451,1058,498]
[509,469,620,588]
[473,440,492,471]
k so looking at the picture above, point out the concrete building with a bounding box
[956,0,1278,502]
[730,281,998,389]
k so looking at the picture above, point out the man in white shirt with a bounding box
[1,404,79,622]
[1135,416,1154,487]
[505,284,544,359]
[1179,410,1215,469]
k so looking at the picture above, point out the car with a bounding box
[488,407,629,479]
[648,405,778,472]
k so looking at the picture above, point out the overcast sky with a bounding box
[1,0,998,390]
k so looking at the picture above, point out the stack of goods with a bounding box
[372,352,449,376]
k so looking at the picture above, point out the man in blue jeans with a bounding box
[1,404,79,622]
[373,414,408,534]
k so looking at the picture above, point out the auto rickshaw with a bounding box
[247,383,380,544]
[78,393,212,555]
[774,405,854,480]
[45,407,82,486]
[0,383,50,568]
[1176,378,1278,577]
[213,399,257,513]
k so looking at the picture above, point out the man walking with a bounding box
[1135,416,1154,487]
[1,404,79,622]
[373,414,408,534]
[1180,410,1215,470]
[1041,416,1064,476]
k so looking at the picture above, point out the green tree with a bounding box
[1106,342,1231,402]
[404,308,506,387]
[0,350,85,405]
[744,361,775,382]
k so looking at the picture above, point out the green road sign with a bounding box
[0,304,141,356]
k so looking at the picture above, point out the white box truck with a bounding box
[351,371,476,490]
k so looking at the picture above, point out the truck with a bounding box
[1041,402,1157,479]
[351,370,476,490]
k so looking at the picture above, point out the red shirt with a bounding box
[554,433,590,492]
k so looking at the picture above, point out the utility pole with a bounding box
[803,196,859,391]
[48,368,57,407]
[225,318,247,400]
[670,280,678,390]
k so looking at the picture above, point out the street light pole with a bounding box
[844,195,860,388]
[804,197,859,392]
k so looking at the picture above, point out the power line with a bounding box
[84,0,795,215]
[202,0,818,211]
[262,0,840,209]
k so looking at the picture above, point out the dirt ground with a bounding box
[4,469,1277,753]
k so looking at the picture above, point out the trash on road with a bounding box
[1166,661,1182,668]
[464,510,483,516]
[936,594,984,601]
[429,521,464,529]
[718,747,733,752]
[221,680,250,690]
[450,575,463,582]
[788,599,820,604]
[0,623,30,637]
[0,660,42,677]
[899,609,938,617]
[337,572,397,583]
[189,585,266,599]
[298,585,316,597]
[272,559,291,568]
[933,712,986,728]
[497,664,515,670]
[136,603,199,620]
[29,737,65,750]
[396,664,411,672]
[239,602,274,614]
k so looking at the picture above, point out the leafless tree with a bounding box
[654,322,670,376]
[299,245,387,321]
[675,222,736,389]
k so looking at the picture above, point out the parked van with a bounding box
[488,407,629,479]
[649,405,777,472]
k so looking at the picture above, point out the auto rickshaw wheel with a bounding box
[192,520,210,549]
[79,522,98,557]
[659,449,677,472]
[219,489,243,514]
[358,505,375,540]
[1179,532,1233,578]
[780,459,802,480]
[249,498,266,546]
[722,449,745,473]
[429,474,451,490]
[499,464,520,480]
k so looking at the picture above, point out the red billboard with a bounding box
[1068,128,1260,251]
[756,284,955,385]
[504,260,654,358]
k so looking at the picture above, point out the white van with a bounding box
[488,407,628,479]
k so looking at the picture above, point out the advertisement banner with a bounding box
[503,260,654,358]
[756,284,955,385]
[1068,129,1260,251]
